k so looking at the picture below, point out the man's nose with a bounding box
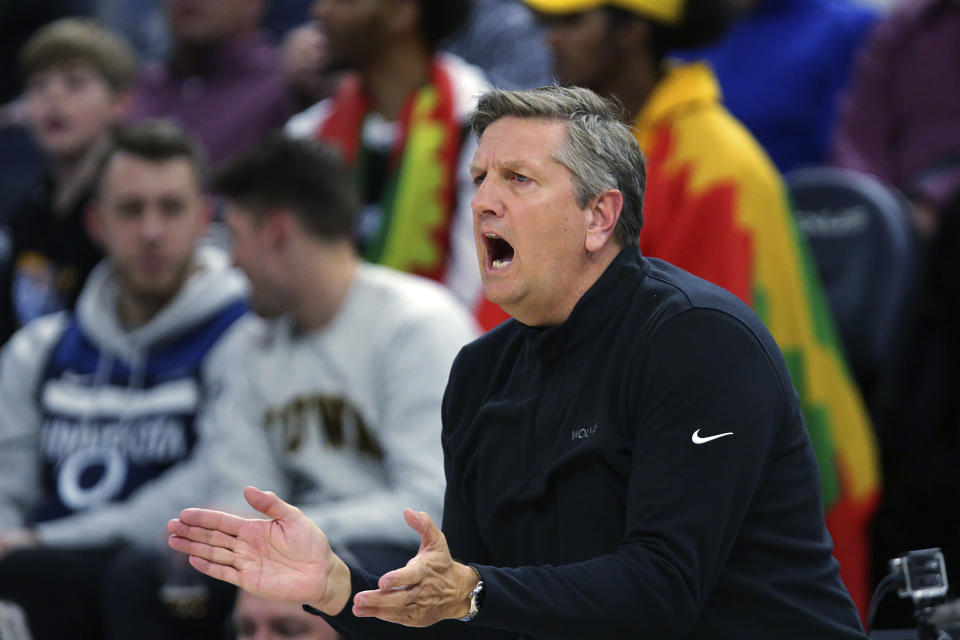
[472,179,504,218]
[140,210,166,241]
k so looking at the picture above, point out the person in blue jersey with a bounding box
[167,86,867,640]
[0,120,281,640]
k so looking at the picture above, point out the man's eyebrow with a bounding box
[470,159,537,177]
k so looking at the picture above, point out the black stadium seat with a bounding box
[786,166,917,397]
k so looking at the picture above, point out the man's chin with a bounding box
[481,283,520,311]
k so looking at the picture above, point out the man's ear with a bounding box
[263,206,295,251]
[585,189,623,253]
[84,201,105,249]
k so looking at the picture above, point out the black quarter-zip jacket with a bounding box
[318,248,867,640]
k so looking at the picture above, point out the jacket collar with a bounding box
[520,247,649,362]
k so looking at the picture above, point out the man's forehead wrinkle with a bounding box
[471,154,555,176]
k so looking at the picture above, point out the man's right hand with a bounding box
[167,486,352,614]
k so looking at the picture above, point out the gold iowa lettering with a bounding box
[264,394,383,460]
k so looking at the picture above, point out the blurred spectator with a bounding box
[129,0,294,166]
[528,0,879,617]
[212,134,476,567]
[0,121,278,639]
[868,186,960,630]
[442,0,554,90]
[104,133,478,640]
[0,19,135,347]
[833,0,960,236]
[0,1,91,104]
[0,3,85,228]
[285,0,491,323]
[677,0,877,174]
[233,589,339,640]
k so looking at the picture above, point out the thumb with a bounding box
[245,486,300,521]
[403,508,444,550]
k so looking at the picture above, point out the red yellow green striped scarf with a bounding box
[315,62,462,282]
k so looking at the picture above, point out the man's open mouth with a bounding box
[484,232,515,270]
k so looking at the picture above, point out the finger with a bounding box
[352,588,419,623]
[378,557,425,590]
[167,521,237,549]
[187,554,242,587]
[352,602,433,627]
[403,509,444,550]
[168,535,237,566]
[178,508,245,536]
[244,486,301,522]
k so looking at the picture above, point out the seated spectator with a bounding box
[527,0,879,616]
[285,0,493,325]
[104,133,479,640]
[0,1,81,105]
[212,134,477,569]
[0,18,135,346]
[129,0,294,166]
[0,120,279,640]
[0,1,77,228]
[233,589,339,640]
[832,0,960,236]
[676,0,877,174]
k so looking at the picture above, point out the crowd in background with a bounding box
[0,0,958,637]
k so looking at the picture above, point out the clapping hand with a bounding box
[167,486,352,614]
[351,508,479,627]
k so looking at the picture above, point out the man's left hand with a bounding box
[352,509,478,627]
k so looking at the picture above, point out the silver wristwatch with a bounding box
[458,578,485,622]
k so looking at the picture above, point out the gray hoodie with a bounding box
[0,245,283,548]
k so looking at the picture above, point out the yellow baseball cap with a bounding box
[522,0,685,26]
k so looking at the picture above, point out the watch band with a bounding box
[458,577,485,622]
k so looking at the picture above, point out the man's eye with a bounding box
[472,173,485,186]
[511,173,530,183]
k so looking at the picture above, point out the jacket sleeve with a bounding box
[0,314,66,529]
[465,308,790,638]
[35,316,288,548]
[299,305,478,550]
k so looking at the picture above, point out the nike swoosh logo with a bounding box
[692,429,734,444]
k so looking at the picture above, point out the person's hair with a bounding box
[95,119,208,194]
[19,18,138,91]
[417,0,472,50]
[470,85,645,247]
[606,0,735,62]
[212,134,358,242]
